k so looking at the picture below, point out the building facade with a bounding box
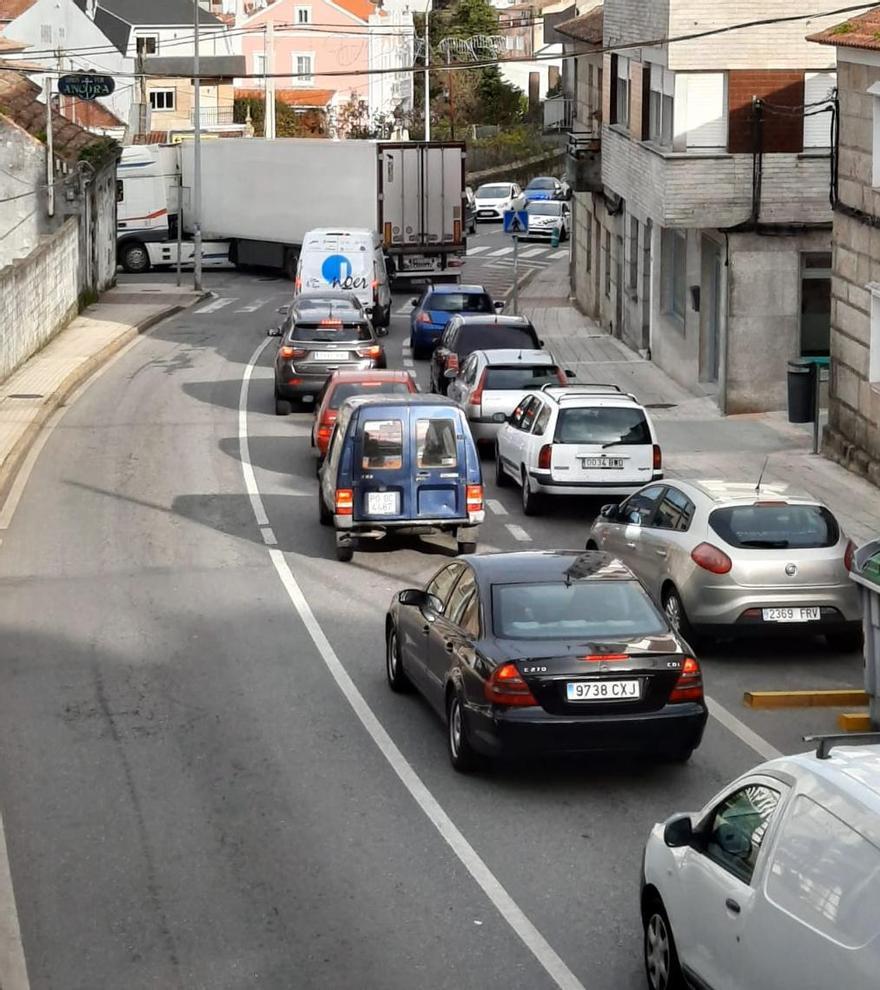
[569,0,841,413]
[809,12,880,485]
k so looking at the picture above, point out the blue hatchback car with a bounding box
[409,284,501,359]
[521,176,569,203]
[318,395,484,562]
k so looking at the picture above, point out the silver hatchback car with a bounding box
[586,480,862,649]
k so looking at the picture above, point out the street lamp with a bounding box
[423,0,431,141]
[192,0,203,292]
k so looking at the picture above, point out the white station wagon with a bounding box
[494,385,662,515]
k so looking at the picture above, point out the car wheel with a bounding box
[318,489,332,527]
[335,542,354,562]
[663,586,696,645]
[447,692,479,773]
[275,398,292,416]
[643,899,685,990]
[457,541,476,555]
[385,625,411,693]
[120,241,151,274]
[585,540,598,551]
[521,469,541,516]
[494,447,510,487]
[825,628,864,653]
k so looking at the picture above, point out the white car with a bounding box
[525,201,571,240]
[641,734,880,990]
[473,182,523,221]
[494,385,662,515]
[446,349,570,443]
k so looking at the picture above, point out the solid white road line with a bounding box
[240,338,586,990]
[235,298,269,313]
[488,247,514,257]
[706,697,783,761]
[466,245,490,256]
[519,247,547,258]
[505,523,532,542]
[486,499,508,516]
[547,250,570,260]
[0,812,29,990]
[194,297,235,315]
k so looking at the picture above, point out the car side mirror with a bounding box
[277,305,290,315]
[625,511,642,526]
[564,369,575,378]
[493,301,505,311]
[397,589,442,613]
[663,814,694,849]
[538,339,545,347]
[376,326,389,337]
[443,368,458,380]
[599,503,617,520]
[492,412,507,424]
[411,298,419,307]
[267,326,282,337]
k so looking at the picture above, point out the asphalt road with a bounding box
[0,245,862,990]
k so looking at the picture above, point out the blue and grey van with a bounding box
[318,395,484,561]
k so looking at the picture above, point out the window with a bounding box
[533,404,552,436]
[483,366,562,390]
[662,228,686,322]
[648,64,674,147]
[295,5,311,23]
[149,89,176,111]
[556,407,650,445]
[416,419,458,468]
[520,398,540,432]
[653,488,695,532]
[293,53,314,86]
[614,55,630,127]
[136,35,158,56]
[604,229,611,297]
[361,419,403,470]
[253,52,267,78]
[705,784,780,884]
[426,563,464,611]
[40,24,52,44]
[800,252,831,357]
[457,592,480,637]
[628,216,639,296]
[766,795,880,948]
[804,72,836,149]
[447,570,477,628]
[116,179,124,204]
[620,484,665,525]
[709,504,839,549]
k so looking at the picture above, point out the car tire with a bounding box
[494,448,510,487]
[120,241,151,274]
[826,628,864,653]
[643,898,685,990]
[457,541,476,555]
[275,398,292,416]
[385,625,412,693]
[335,542,354,562]
[447,692,479,773]
[662,586,697,646]
[521,469,541,516]
[318,490,332,527]
[585,540,598,551]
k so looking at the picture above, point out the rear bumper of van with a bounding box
[336,515,483,538]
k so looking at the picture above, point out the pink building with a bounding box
[238,0,377,114]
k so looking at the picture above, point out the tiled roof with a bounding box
[235,87,335,107]
[0,72,106,159]
[808,8,880,50]
[0,35,27,52]
[554,5,602,45]
[333,0,375,22]
[0,0,36,21]
[60,97,125,130]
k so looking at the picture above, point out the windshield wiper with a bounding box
[601,439,629,449]
[738,539,790,548]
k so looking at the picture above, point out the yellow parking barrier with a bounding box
[837,712,873,732]
[743,689,868,709]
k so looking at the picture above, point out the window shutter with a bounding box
[684,72,727,149]
[604,53,615,124]
[630,62,644,140]
[804,71,835,148]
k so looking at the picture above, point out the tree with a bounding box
[233,98,326,138]
[477,67,526,126]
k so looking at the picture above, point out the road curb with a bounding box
[504,265,539,303]
[0,294,208,508]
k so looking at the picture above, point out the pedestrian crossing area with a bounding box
[466,243,569,264]
[192,295,283,316]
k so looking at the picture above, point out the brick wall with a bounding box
[824,56,880,484]
[728,71,805,154]
[0,218,79,382]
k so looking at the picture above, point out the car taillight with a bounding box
[469,371,487,410]
[669,657,703,703]
[417,311,432,324]
[538,444,552,470]
[466,484,483,512]
[446,353,459,372]
[335,489,353,515]
[357,345,383,359]
[484,662,538,707]
[690,542,732,574]
[317,424,333,441]
[844,539,856,572]
[279,345,306,360]
[653,444,662,470]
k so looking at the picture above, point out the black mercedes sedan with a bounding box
[385,551,708,772]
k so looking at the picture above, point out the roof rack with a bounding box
[803,732,880,760]
[540,383,623,395]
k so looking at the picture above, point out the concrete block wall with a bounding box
[0,120,50,269]
[0,218,79,383]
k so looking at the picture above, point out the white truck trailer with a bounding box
[116,139,468,281]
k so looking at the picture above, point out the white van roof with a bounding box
[302,228,375,251]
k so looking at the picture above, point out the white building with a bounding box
[367,0,414,125]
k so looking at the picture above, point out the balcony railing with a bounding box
[566,127,602,193]
[190,106,235,127]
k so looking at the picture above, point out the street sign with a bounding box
[58,73,115,100]
[503,209,529,235]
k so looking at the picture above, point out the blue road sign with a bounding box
[503,210,529,235]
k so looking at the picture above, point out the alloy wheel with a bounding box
[645,912,671,990]
[664,593,682,631]
[448,698,462,759]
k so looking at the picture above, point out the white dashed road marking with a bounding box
[466,245,490,255]
[194,297,235,314]
[235,298,269,313]
[519,247,547,258]
[395,303,414,315]
[486,499,508,516]
[548,250,570,260]
[505,523,532,542]
[402,358,414,368]
[488,247,514,257]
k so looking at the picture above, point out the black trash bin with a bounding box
[787,359,816,423]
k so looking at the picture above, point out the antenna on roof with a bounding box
[755,455,769,495]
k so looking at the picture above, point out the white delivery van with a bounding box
[296,228,392,327]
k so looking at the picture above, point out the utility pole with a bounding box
[193,0,203,292]
[446,46,454,140]
[45,74,54,218]
[423,0,431,141]
[265,20,276,140]
[137,47,148,136]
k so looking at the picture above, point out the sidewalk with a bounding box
[520,266,880,545]
[0,281,205,502]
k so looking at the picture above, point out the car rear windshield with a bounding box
[492,580,666,640]
[291,321,372,342]
[484,366,562,389]
[528,203,562,216]
[555,407,650,445]
[426,292,493,314]
[361,419,402,470]
[708,504,840,549]
[527,178,556,190]
[416,418,458,467]
[329,381,412,408]
[476,184,509,197]
[458,325,537,354]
